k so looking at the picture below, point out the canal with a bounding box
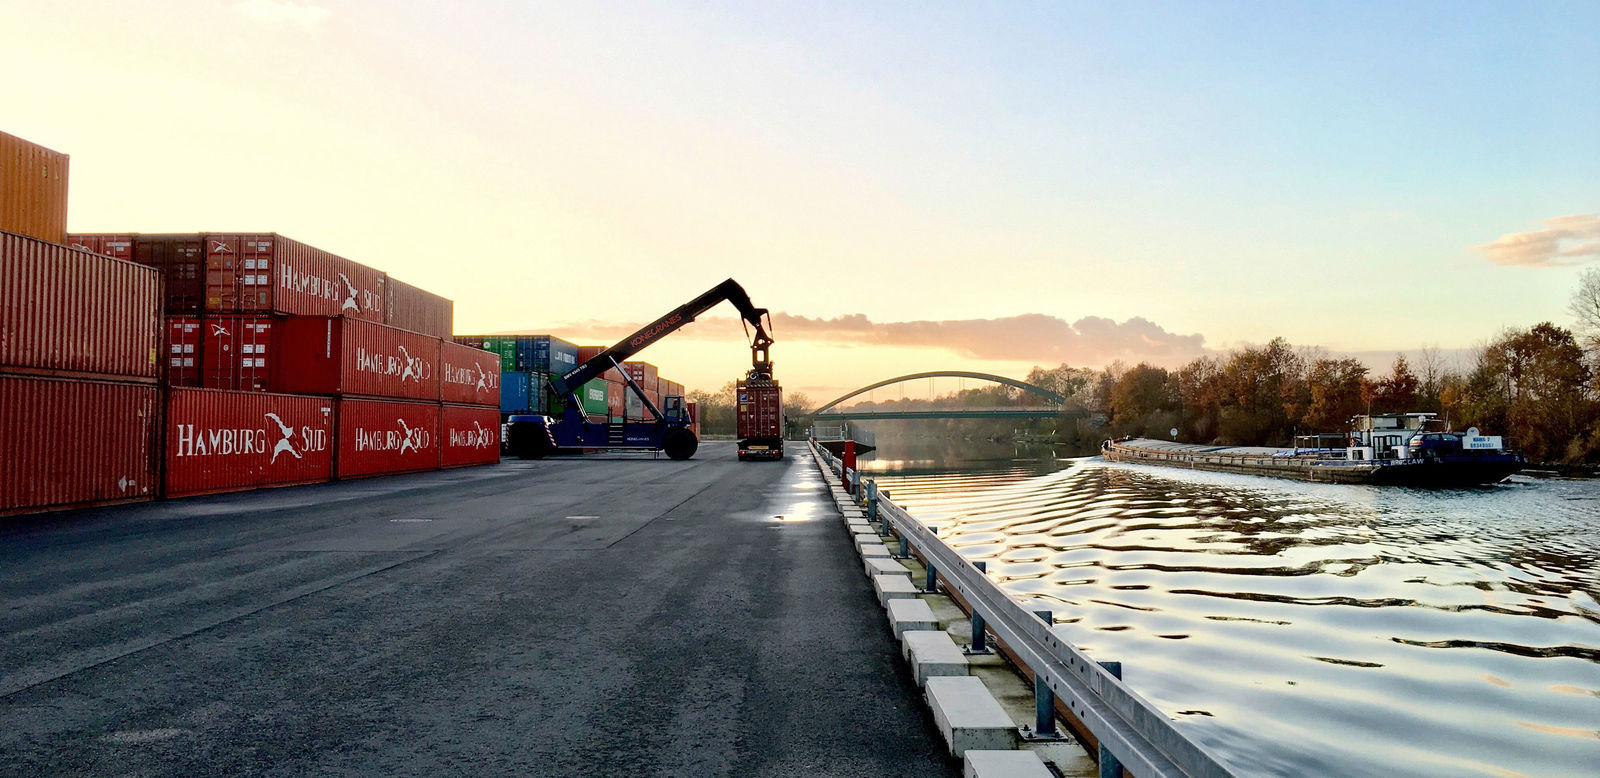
[858,439,1600,777]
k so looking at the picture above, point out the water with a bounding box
[860,441,1600,777]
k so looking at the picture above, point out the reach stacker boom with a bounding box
[505,279,774,460]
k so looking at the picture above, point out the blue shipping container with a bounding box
[530,335,580,374]
[500,371,548,414]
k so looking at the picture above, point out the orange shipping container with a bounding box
[1,131,69,244]
[1,374,157,515]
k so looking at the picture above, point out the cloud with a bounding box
[531,311,1210,367]
[235,0,330,27]
[1473,214,1600,267]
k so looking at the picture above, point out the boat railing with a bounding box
[812,441,1237,778]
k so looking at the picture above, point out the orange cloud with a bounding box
[1473,214,1600,267]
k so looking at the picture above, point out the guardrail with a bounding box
[812,442,1236,778]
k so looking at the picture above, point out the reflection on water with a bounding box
[864,442,1600,778]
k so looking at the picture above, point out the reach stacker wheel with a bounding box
[663,428,698,460]
[509,423,551,460]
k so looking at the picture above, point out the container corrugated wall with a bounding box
[65,234,135,262]
[440,340,500,406]
[137,235,206,314]
[1,230,160,380]
[440,404,500,468]
[1,131,69,244]
[335,398,441,478]
[1,375,156,515]
[272,316,441,401]
[164,388,334,497]
[202,234,386,320]
[737,379,782,439]
[386,276,453,338]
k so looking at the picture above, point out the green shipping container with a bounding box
[549,380,609,417]
[481,337,517,371]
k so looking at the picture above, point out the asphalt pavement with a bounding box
[0,442,958,777]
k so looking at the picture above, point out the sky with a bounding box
[5,1,1597,400]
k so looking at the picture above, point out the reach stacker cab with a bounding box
[505,278,774,461]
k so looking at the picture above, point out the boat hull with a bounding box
[1104,439,1524,487]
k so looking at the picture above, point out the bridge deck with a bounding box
[0,443,955,776]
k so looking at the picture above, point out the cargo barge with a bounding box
[1104,413,1526,487]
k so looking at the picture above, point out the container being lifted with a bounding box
[504,278,773,461]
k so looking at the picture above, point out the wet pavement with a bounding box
[1,443,956,777]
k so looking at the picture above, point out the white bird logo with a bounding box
[338,272,360,312]
[265,412,302,463]
[398,345,419,382]
[397,419,418,454]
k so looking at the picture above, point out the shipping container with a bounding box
[1,131,69,244]
[272,316,441,401]
[335,398,441,478]
[440,404,501,468]
[1,374,156,515]
[576,346,625,382]
[453,335,484,349]
[687,401,700,438]
[551,379,609,417]
[737,377,783,440]
[386,276,453,338]
[65,233,135,262]
[163,388,334,497]
[163,316,202,387]
[440,339,500,406]
[498,371,548,415]
[138,234,206,314]
[606,379,624,421]
[202,233,385,320]
[481,336,516,371]
[623,362,660,394]
[202,315,274,391]
[529,335,580,374]
[624,388,663,421]
[1,230,160,381]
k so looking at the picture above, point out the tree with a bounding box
[1301,358,1369,431]
[1570,267,1600,359]
[1469,323,1596,462]
[1370,355,1421,413]
[1220,337,1305,445]
[1109,363,1176,436]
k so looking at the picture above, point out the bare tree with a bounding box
[1570,267,1600,355]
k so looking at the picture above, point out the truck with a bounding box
[504,279,773,461]
[736,374,783,460]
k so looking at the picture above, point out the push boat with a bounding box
[1103,413,1526,486]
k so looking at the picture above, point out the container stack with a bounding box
[64,234,498,495]
[0,128,499,516]
[452,335,695,431]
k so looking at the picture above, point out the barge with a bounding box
[1104,413,1526,486]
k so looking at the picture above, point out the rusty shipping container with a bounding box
[1,230,160,380]
[576,346,625,383]
[335,398,441,478]
[272,316,441,401]
[1,131,69,244]
[138,234,206,314]
[440,404,501,469]
[1,374,156,515]
[164,388,334,497]
[623,361,660,394]
[736,377,783,440]
[202,233,385,321]
[65,234,135,263]
[163,316,202,387]
[386,276,453,338]
[202,315,274,391]
[440,339,500,407]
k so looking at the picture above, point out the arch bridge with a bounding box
[811,371,1073,420]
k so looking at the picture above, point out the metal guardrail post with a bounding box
[924,526,939,592]
[867,480,878,522]
[970,562,990,654]
[1032,609,1058,737]
[1099,661,1125,778]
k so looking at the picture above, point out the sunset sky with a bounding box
[6,1,1597,400]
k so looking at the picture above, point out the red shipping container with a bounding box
[440,404,500,468]
[1,374,156,515]
[138,234,206,314]
[273,316,441,400]
[1,131,69,245]
[736,378,783,440]
[1,230,160,381]
[336,398,441,478]
[163,388,334,497]
[202,315,274,391]
[65,234,135,262]
[576,346,624,383]
[440,340,500,406]
[163,316,202,387]
[606,379,624,420]
[203,233,386,320]
[623,361,659,393]
[687,401,700,438]
[386,276,453,338]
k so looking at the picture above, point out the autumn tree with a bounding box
[1369,355,1421,413]
[1301,358,1369,431]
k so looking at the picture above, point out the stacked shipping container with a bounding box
[1,131,69,244]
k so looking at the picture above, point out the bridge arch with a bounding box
[812,371,1066,416]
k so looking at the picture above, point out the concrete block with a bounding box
[874,574,920,607]
[887,599,939,640]
[925,676,1019,757]
[860,543,893,559]
[964,750,1052,778]
[846,522,874,534]
[866,557,911,579]
[853,533,882,549]
[904,630,968,686]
